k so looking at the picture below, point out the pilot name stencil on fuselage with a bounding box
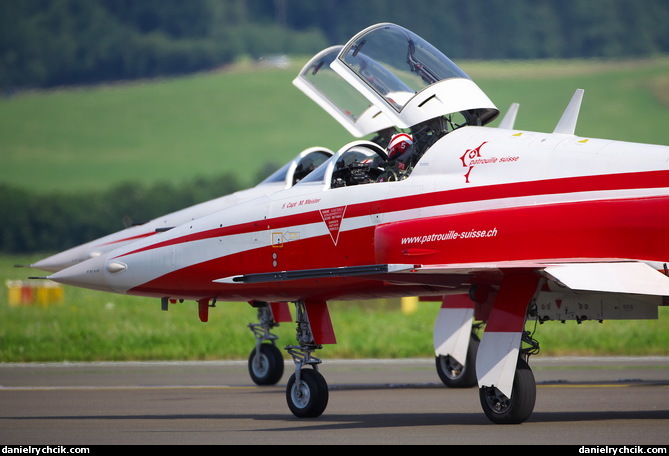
[281,198,321,209]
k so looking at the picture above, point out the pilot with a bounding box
[377,133,414,182]
[387,133,414,166]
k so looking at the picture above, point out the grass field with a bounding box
[3,254,669,362]
[1,57,669,362]
[1,57,668,193]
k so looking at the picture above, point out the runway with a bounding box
[1,357,668,445]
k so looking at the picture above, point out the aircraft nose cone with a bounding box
[47,253,117,293]
[31,243,102,273]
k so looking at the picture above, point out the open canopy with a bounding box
[331,23,499,129]
[293,46,397,138]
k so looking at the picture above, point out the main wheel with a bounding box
[435,333,479,388]
[248,344,284,386]
[478,357,536,424]
[286,368,329,418]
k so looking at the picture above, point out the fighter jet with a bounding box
[30,45,400,386]
[44,23,669,424]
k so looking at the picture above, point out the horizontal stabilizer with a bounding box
[543,262,669,296]
[553,89,584,135]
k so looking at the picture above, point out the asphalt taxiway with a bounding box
[1,357,668,445]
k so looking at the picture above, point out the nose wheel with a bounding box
[247,303,284,385]
[248,343,284,386]
[284,301,329,418]
[286,368,329,418]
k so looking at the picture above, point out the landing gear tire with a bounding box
[435,333,479,388]
[248,343,284,386]
[478,357,536,424]
[286,369,329,418]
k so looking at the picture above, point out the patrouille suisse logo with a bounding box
[459,142,487,183]
[459,141,520,183]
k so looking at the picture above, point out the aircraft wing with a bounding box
[217,260,669,297]
[541,261,669,296]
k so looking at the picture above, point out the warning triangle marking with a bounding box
[319,206,347,245]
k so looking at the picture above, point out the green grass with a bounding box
[2,254,668,362]
[1,58,669,361]
[467,58,669,145]
[0,59,352,193]
[1,57,668,193]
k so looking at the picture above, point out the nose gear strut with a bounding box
[247,302,284,385]
[284,300,329,418]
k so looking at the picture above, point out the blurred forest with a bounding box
[2,0,669,90]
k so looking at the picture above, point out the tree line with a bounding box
[0,173,246,254]
[2,0,669,90]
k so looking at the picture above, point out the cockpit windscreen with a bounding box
[339,24,470,112]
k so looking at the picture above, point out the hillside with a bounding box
[1,57,668,193]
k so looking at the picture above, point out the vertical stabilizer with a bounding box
[553,89,584,135]
[498,103,519,129]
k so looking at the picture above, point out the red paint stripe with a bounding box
[117,170,669,259]
[100,231,154,247]
[376,196,669,265]
[113,219,277,258]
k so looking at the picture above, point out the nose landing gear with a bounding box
[247,302,284,385]
[284,300,330,418]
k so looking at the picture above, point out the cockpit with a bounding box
[260,147,333,188]
[294,23,500,190]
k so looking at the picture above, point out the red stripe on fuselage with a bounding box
[100,231,154,247]
[114,170,669,260]
[377,195,669,266]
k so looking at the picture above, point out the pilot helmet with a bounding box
[387,133,413,160]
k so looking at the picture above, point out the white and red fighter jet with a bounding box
[45,23,669,424]
[29,44,400,387]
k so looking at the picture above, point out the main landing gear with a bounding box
[247,303,284,385]
[478,330,540,424]
[275,292,541,424]
[284,301,329,418]
[435,326,481,388]
[478,356,535,424]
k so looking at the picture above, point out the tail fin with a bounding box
[553,89,584,135]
